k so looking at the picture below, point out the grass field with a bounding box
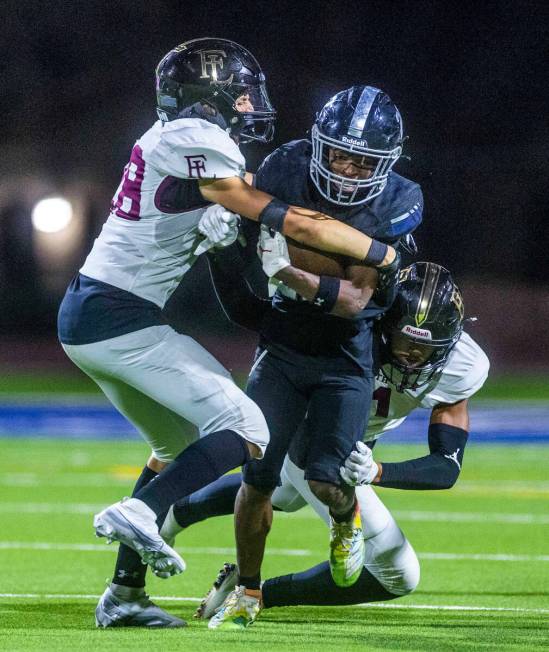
[1,437,548,651]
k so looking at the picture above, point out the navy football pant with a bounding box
[243,348,373,491]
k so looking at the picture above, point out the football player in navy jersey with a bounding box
[200,86,423,629]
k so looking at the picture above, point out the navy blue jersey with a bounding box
[254,139,423,370]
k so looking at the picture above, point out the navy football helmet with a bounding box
[310,86,403,205]
[380,262,465,391]
[156,38,276,143]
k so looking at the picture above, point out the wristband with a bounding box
[312,275,340,312]
[258,198,289,232]
[365,239,388,266]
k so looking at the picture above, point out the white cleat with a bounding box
[208,585,261,630]
[95,585,186,628]
[194,562,238,620]
[94,498,186,578]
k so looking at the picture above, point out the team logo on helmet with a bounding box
[451,287,465,320]
[198,50,232,83]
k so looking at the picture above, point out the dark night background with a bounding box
[1,0,548,372]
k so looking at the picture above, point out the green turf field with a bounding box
[2,369,549,401]
[0,438,547,651]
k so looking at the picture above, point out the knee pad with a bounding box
[271,483,307,512]
[364,518,420,596]
[231,400,270,459]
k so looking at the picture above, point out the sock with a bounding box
[109,583,146,601]
[112,466,157,588]
[172,473,242,528]
[330,497,357,523]
[135,430,250,516]
[262,561,395,607]
[239,574,261,591]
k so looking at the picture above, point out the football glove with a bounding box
[257,225,291,278]
[340,441,379,486]
[195,204,240,256]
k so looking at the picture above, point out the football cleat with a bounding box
[329,500,365,587]
[95,585,187,628]
[207,585,261,630]
[194,562,238,620]
[94,498,186,577]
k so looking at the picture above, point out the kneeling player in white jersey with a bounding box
[159,261,489,620]
[57,37,399,628]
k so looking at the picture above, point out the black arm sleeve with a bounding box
[377,423,468,490]
[206,244,270,333]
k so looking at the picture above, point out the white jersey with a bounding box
[80,118,245,308]
[367,331,489,440]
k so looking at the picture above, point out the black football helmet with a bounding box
[380,262,465,391]
[310,85,403,205]
[156,38,276,143]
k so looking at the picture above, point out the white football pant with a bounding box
[272,458,420,596]
[62,325,269,462]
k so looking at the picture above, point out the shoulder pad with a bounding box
[421,332,490,407]
[370,172,423,240]
[255,139,310,195]
[145,119,245,180]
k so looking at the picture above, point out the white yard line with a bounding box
[391,510,549,525]
[1,502,548,524]
[0,542,311,557]
[0,593,547,615]
[418,552,549,562]
[0,541,548,562]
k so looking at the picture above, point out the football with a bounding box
[286,238,347,278]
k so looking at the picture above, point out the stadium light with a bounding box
[31,197,73,233]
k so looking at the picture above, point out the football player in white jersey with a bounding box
[158,261,489,619]
[58,37,400,628]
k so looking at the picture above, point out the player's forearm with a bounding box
[282,207,396,266]
[374,423,468,490]
[199,179,395,264]
[274,267,373,319]
[375,454,461,490]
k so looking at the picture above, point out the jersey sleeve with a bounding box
[147,120,245,180]
[372,178,423,242]
[420,332,490,408]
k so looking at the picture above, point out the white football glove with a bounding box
[257,225,291,277]
[340,440,379,487]
[194,204,240,256]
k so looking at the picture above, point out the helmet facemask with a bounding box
[310,124,401,205]
[214,77,275,143]
[379,325,461,392]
